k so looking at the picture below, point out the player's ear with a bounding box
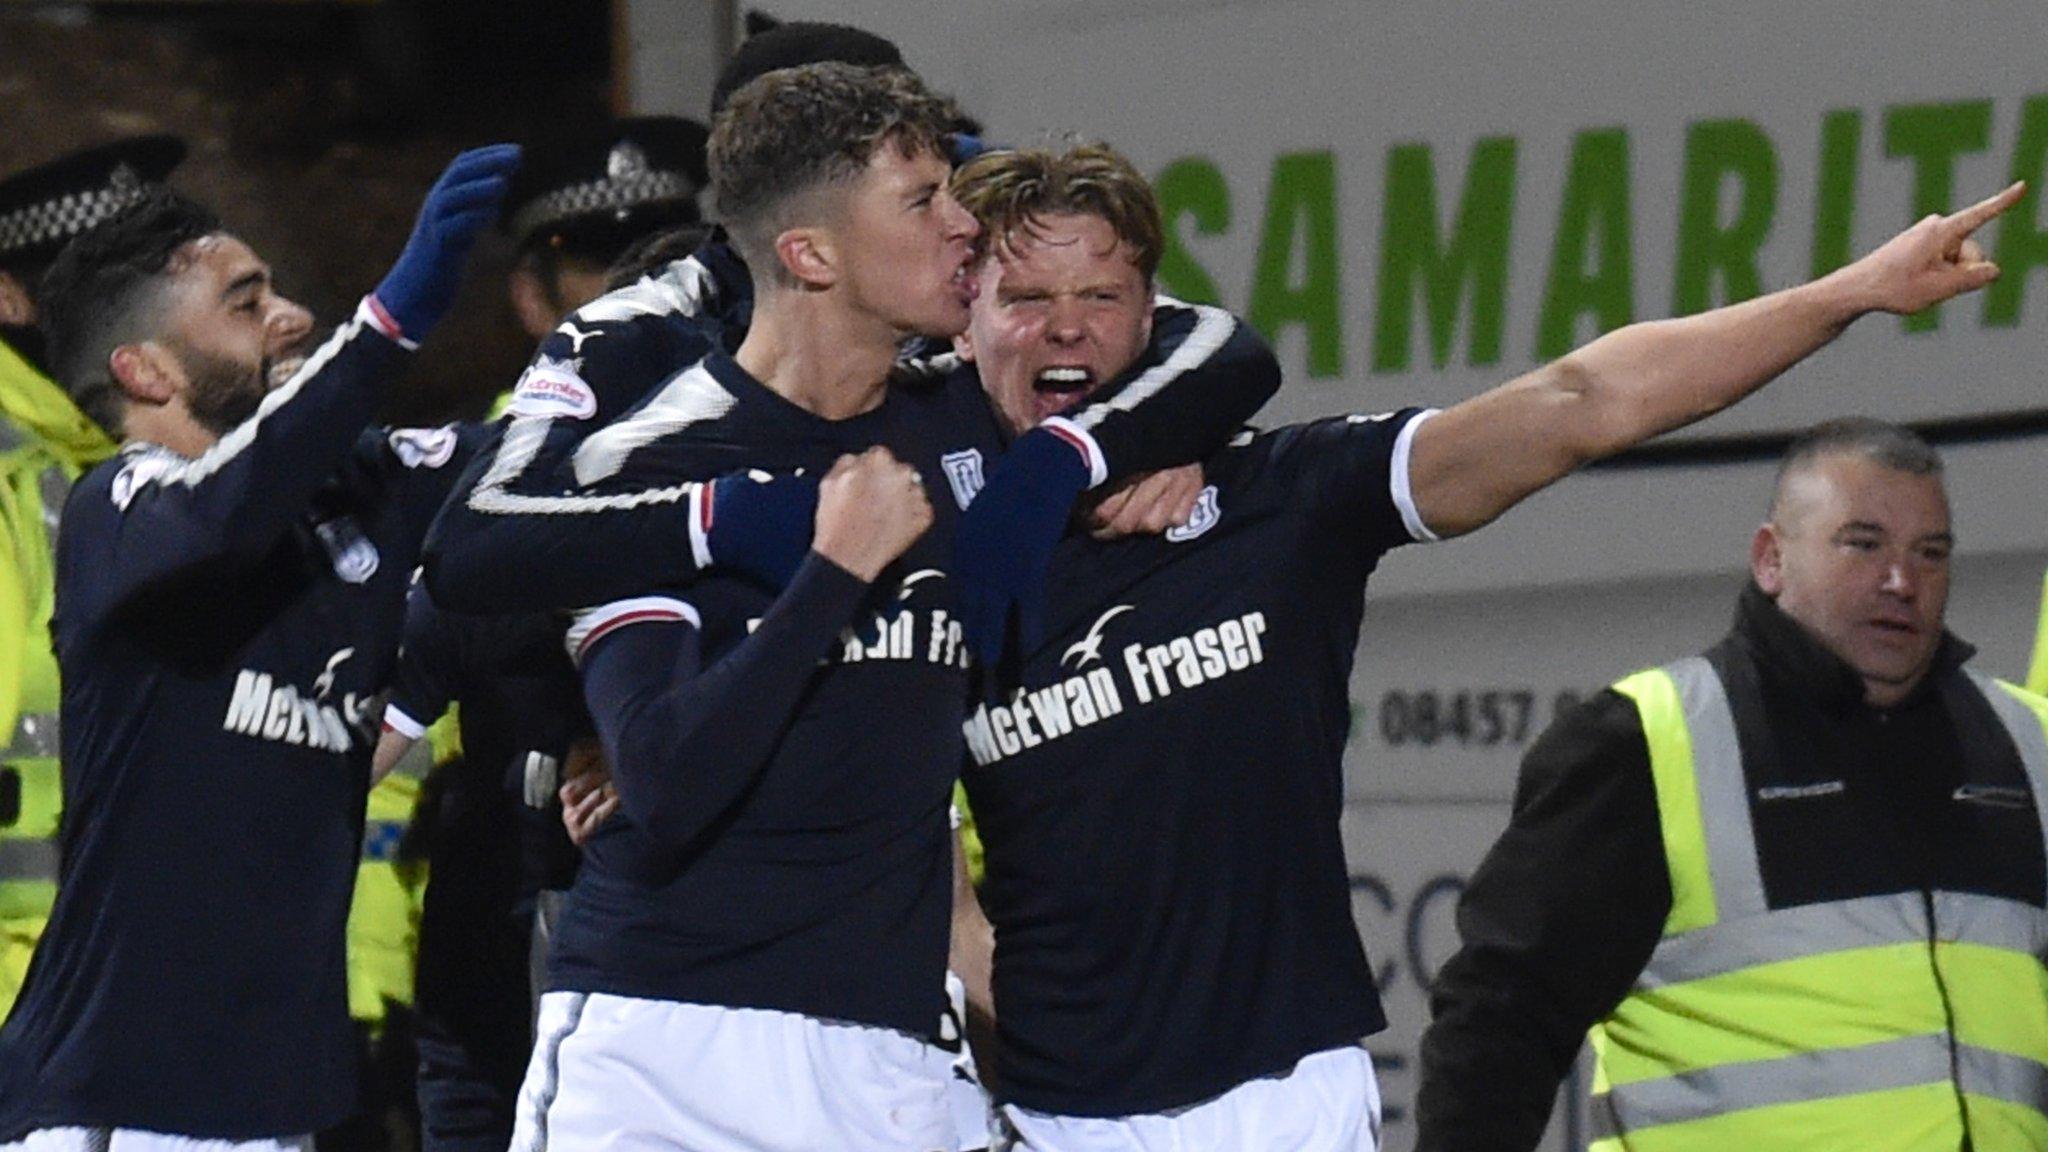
[775,227,838,291]
[952,329,976,362]
[109,340,181,406]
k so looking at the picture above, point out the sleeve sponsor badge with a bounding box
[508,356,599,421]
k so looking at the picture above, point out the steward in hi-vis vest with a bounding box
[1593,652,2048,1150]
[1419,421,2048,1152]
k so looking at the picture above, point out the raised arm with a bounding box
[75,147,517,611]
[420,244,761,615]
[1409,181,2022,538]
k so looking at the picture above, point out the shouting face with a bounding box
[956,211,1152,436]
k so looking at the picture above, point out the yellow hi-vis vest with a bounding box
[0,341,114,1019]
[1590,657,2048,1152]
[340,711,453,1026]
[345,764,428,1027]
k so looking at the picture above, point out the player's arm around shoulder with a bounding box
[1057,297,1281,484]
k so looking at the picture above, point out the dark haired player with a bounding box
[496,63,1270,1152]
[0,145,518,1152]
[939,145,2022,1150]
[422,24,1266,646]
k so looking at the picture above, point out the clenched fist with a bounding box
[813,447,934,582]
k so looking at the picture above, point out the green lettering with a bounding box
[1372,137,1517,371]
[1672,119,1778,315]
[1884,100,1992,332]
[1153,156,1230,306]
[1248,151,1343,377]
[1536,128,1635,359]
[1985,94,2048,328]
[1810,110,1862,280]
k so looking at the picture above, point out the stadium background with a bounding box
[9,2,2048,1147]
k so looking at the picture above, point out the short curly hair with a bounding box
[709,62,957,286]
[949,144,1163,282]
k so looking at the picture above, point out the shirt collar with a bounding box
[1732,582,1973,715]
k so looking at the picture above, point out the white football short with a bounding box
[1004,1044,1382,1152]
[512,990,957,1152]
[2,1130,310,1152]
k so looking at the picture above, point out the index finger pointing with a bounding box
[1946,181,2027,238]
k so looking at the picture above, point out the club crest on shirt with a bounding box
[1165,486,1221,543]
[315,516,381,584]
[941,448,985,510]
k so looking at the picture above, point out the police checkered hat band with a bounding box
[0,136,186,269]
[504,118,709,250]
[507,162,699,246]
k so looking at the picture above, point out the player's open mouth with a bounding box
[953,263,979,304]
[1035,366,1093,394]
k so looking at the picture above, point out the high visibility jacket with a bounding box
[0,340,114,1017]
[1591,657,2048,1152]
[345,762,428,1027]
[342,708,457,1027]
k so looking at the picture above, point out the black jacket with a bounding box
[1415,584,2047,1152]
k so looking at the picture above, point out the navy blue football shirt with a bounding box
[0,303,475,1141]
[963,409,1436,1116]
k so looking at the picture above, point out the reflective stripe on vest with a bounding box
[0,747,60,912]
[1591,659,2048,1151]
[348,770,425,1023]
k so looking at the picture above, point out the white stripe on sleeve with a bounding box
[564,595,701,667]
[382,705,429,740]
[1037,416,1109,489]
[1391,408,1442,543]
[1066,297,1235,437]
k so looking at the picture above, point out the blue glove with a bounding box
[373,144,522,342]
[702,470,820,592]
[952,426,1093,674]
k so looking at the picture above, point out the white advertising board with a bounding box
[629,4,2048,1146]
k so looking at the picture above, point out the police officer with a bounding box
[501,116,707,345]
[1418,420,2048,1151]
[0,137,184,1018]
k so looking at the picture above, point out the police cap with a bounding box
[0,136,187,275]
[504,117,709,259]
